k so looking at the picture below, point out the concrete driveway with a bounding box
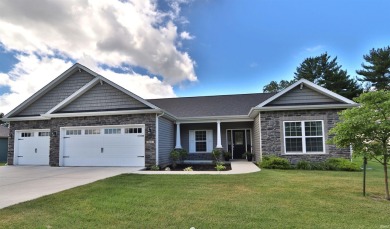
[0,166,142,209]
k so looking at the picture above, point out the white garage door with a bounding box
[14,130,50,165]
[61,125,145,166]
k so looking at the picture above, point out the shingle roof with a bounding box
[0,125,9,138]
[147,93,276,118]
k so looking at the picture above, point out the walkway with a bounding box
[132,160,260,175]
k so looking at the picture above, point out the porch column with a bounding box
[175,122,182,149]
[216,120,222,148]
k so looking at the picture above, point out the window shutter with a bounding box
[206,130,213,152]
[189,130,195,153]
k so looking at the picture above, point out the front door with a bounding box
[227,129,252,159]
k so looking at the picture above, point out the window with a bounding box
[38,131,50,137]
[85,129,100,135]
[284,121,324,154]
[21,132,33,137]
[189,130,213,153]
[66,130,82,135]
[125,128,142,134]
[195,131,207,152]
[104,128,121,134]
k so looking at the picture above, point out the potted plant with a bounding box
[242,151,254,161]
[223,151,231,161]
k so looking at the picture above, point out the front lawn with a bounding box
[0,159,389,228]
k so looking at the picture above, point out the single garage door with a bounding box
[61,125,145,166]
[14,130,50,165]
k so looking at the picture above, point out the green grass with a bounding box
[0,159,389,228]
[0,162,6,166]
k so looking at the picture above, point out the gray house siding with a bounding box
[267,86,340,106]
[158,117,174,167]
[7,114,157,167]
[260,109,350,163]
[59,82,149,113]
[15,71,95,116]
[0,138,7,162]
[252,114,261,162]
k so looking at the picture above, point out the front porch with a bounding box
[174,121,255,161]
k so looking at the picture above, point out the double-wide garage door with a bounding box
[61,125,145,166]
[13,125,145,166]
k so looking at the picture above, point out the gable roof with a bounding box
[148,93,275,118]
[4,63,159,119]
[256,79,357,108]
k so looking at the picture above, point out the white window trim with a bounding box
[189,130,213,153]
[283,120,326,155]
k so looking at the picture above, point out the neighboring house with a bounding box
[1,64,357,167]
[0,125,9,162]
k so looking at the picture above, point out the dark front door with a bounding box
[232,130,246,159]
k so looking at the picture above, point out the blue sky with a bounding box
[173,0,390,96]
[0,0,389,113]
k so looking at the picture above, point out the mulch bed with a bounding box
[170,163,232,171]
[146,163,232,171]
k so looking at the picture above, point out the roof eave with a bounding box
[249,103,358,116]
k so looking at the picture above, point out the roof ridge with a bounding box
[147,92,275,101]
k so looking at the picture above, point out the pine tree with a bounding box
[294,53,362,99]
[262,80,295,93]
[356,46,390,90]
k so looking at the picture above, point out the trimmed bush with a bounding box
[296,160,311,170]
[325,158,360,171]
[294,158,360,171]
[170,149,188,168]
[260,156,291,169]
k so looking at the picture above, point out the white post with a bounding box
[175,122,182,149]
[216,120,222,148]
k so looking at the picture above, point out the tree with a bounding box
[262,80,295,93]
[294,53,362,99]
[356,46,390,91]
[0,113,4,126]
[329,91,390,200]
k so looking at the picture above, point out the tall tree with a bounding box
[329,91,390,200]
[356,46,390,90]
[294,53,362,99]
[262,80,295,93]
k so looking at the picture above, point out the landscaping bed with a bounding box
[170,163,231,171]
[148,163,232,171]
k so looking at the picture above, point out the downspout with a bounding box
[155,112,165,165]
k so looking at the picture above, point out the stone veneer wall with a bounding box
[260,109,350,164]
[8,114,156,167]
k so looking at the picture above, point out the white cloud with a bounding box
[180,31,195,40]
[306,45,324,52]
[0,54,176,114]
[0,0,197,83]
[0,0,196,113]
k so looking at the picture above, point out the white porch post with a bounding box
[175,122,182,149]
[216,120,222,148]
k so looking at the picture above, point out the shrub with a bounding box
[325,158,360,171]
[215,162,226,171]
[150,165,160,171]
[260,156,291,169]
[170,149,188,168]
[294,158,360,171]
[212,148,223,162]
[183,166,193,171]
[296,160,311,170]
